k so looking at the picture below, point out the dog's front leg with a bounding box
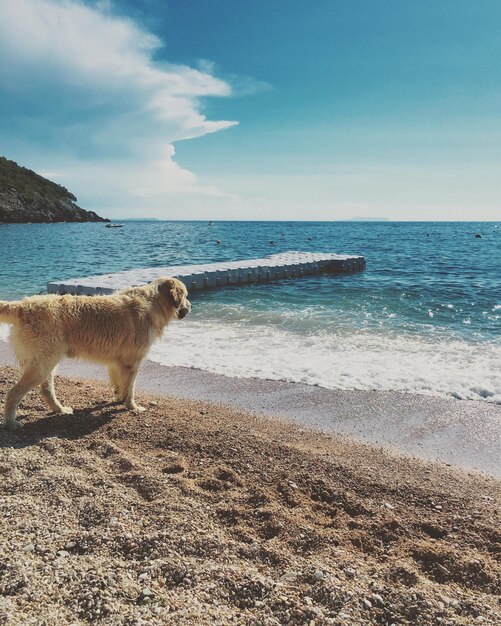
[108,364,123,401]
[118,362,145,413]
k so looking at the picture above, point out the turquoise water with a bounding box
[1,221,500,402]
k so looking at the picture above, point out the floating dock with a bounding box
[47,251,365,295]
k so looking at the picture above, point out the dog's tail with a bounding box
[0,301,20,325]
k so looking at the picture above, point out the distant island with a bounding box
[0,156,108,223]
[119,218,159,222]
[347,217,390,222]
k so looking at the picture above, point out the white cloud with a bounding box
[0,0,238,216]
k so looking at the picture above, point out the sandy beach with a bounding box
[0,352,500,625]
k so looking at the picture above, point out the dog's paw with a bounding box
[2,420,23,431]
[59,406,74,415]
[127,404,146,413]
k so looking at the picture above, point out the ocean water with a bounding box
[0,221,500,403]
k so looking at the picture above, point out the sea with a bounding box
[0,221,500,404]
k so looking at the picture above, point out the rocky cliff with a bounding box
[0,156,108,223]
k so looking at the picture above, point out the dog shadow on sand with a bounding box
[0,400,129,448]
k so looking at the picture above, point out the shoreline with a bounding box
[1,339,499,478]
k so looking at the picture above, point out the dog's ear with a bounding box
[158,278,184,308]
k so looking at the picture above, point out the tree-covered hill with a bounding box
[0,156,108,223]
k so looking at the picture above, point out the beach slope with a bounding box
[0,366,499,625]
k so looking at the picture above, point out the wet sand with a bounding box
[0,340,499,477]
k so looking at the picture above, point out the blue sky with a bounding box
[1,0,500,220]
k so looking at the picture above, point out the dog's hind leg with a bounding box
[118,362,145,413]
[3,361,52,430]
[40,370,73,415]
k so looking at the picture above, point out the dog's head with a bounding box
[157,278,191,319]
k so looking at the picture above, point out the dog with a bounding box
[0,277,191,430]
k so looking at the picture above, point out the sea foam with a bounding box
[149,316,501,405]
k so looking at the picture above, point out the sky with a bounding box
[0,0,500,220]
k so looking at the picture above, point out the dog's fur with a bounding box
[0,278,191,430]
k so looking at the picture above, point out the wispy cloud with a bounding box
[0,0,239,216]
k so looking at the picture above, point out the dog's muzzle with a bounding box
[177,306,190,319]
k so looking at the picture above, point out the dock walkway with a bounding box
[47,251,365,295]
